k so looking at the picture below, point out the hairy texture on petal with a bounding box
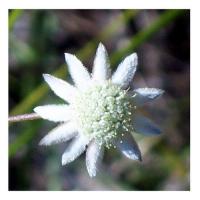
[62,134,89,165]
[43,74,78,103]
[114,132,142,161]
[132,88,164,106]
[86,140,103,177]
[39,122,78,146]
[34,104,71,122]
[133,114,161,135]
[65,53,91,91]
[112,53,138,89]
[92,43,111,82]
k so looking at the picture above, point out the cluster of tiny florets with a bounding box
[72,81,135,148]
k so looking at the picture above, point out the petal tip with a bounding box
[42,73,49,77]
[130,52,137,58]
[98,42,105,50]
[61,155,72,166]
[99,42,104,46]
[39,140,44,146]
[129,52,138,64]
[138,154,142,162]
[64,52,71,57]
[33,106,40,115]
[153,88,164,97]
[87,166,97,177]
[62,153,74,166]
[42,74,58,86]
[61,156,67,166]
[88,171,96,178]
[112,52,138,88]
[158,89,165,96]
[33,106,44,119]
[64,53,74,62]
[128,152,142,161]
[39,138,48,146]
[42,73,51,81]
[33,107,37,113]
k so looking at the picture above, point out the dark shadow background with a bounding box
[9,9,190,191]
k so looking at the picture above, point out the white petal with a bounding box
[65,53,91,91]
[92,43,111,82]
[39,122,78,146]
[114,132,142,161]
[86,140,103,177]
[132,88,164,106]
[133,114,161,135]
[34,104,71,122]
[62,134,89,165]
[43,74,78,103]
[112,53,138,89]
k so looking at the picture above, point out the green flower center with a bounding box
[73,81,134,148]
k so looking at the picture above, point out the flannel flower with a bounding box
[34,43,164,177]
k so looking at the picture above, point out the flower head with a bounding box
[34,43,164,177]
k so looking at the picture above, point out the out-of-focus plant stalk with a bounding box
[9,9,23,30]
[110,9,184,66]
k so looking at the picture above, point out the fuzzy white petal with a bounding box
[86,140,103,177]
[92,43,111,82]
[39,122,78,146]
[132,88,164,106]
[34,104,71,122]
[115,132,142,161]
[65,53,91,91]
[112,53,138,89]
[62,134,89,165]
[133,114,161,135]
[43,74,78,103]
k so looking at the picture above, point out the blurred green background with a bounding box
[9,9,190,191]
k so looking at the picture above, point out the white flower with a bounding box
[34,43,164,177]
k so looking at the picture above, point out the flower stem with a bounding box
[9,113,41,123]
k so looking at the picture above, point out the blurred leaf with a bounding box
[9,121,41,157]
[110,9,184,66]
[10,34,38,65]
[9,9,23,31]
